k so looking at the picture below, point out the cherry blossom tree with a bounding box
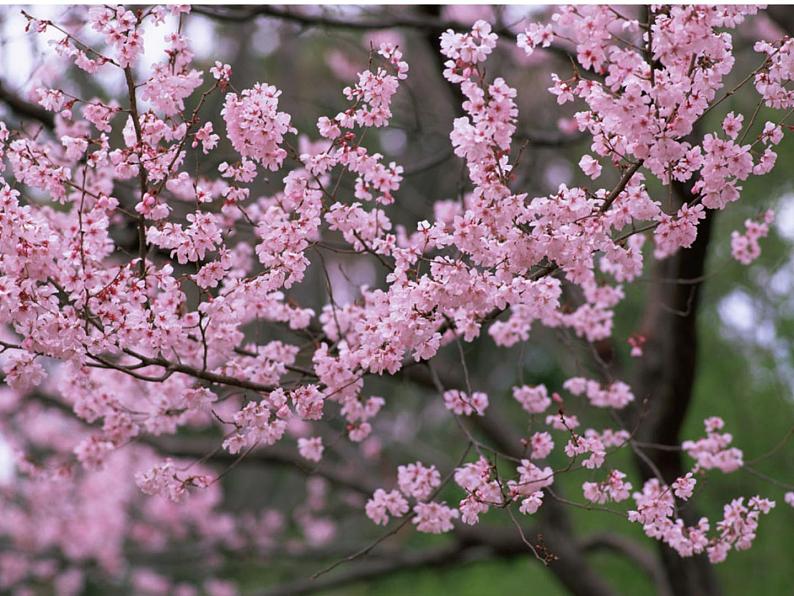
[0,4,793,595]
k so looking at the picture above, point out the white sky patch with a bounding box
[0,434,14,485]
[252,19,280,57]
[503,5,548,28]
[769,265,792,297]
[135,12,183,81]
[756,318,777,347]
[718,289,757,335]
[1,7,51,87]
[0,7,212,101]
[774,191,794,241]
[326,256,376,306]
[184,15,215,61]
[544,158,573,190]
[380,127,407,155]
[718,289,782,352]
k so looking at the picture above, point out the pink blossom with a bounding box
[682,417,743,473]
[210,61,232,82]
[512,384,551,414]
[761,121,783,145]
[443,389,489,416]
[398,462,441,501]
[672,473,697,500]
[193,122,219,154]
[529,432,554,460]
[583,470,632,504]
[2,352,46,392]
[517,23,554,56]
[222,84,294,170]
[721,112,743,140]
[579,154,602,179]
[731,210,774,265]
[297,436,324,462]
[412,501,459,533]
[563,377,635,409]
[366,489,409,525]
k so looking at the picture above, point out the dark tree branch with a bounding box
[257,544,463,596]
[581,532,674,596]
[765,6,794,37]
[193,5,577,65]
[255,535,532,596]
[148,435,378,495]
[195,5,506,36]
[0,79,55,128]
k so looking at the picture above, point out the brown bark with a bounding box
[628,181,721,596]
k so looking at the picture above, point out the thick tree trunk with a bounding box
[629,181,721,596]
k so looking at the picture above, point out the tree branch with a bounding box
[148,435,378,495]
[193,5,577,64]
[195,5,500,35]
[258,526,542,596]
[258,544,461,596]
[581,532,674,596]
[0,79,55,128]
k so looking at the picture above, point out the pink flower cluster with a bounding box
[222,396,289,455]
[629,476,774,562]
[512,384,552,414]
[455,457,503,524]
[136,458,212,502]
[517,22,553,56]
[563,377,635,409]
[366,461,459,533]
[583,470,632,504]
[509,459,554,515]
[731,210,774,265]
[222,84,294,170]
[682,417,744,473]
[443,389,489,416]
